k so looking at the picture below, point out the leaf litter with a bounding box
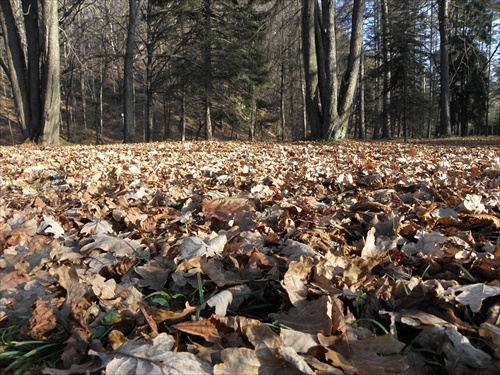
[0,140,499,374]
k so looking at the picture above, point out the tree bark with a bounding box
[23,0,42,139]
[438,0,451,136]
[301,0,320,139]
[335,0,365,139]
[321,0,338,140]
[123,0,143,143]
[204,0,213,141]
[358,47,366,140]
[380,0,391,139]
[181,86,186,141]
[0,0,61,144]
[302,0,365,140]
[0,0,30,138]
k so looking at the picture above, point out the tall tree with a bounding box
[302,0,365,140]
[438,0,451,136]
[380,0,391,138]
[123,0,144,143]
[203,0,213,141]
[0,0,61,144]
[449,0,492,136]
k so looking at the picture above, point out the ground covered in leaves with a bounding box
[1,140,499,374]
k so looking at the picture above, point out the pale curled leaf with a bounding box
[463,194,486,214]
[80,234,145,257]
[37,215,65,238]
[445,283,500,313]
[214,347,314,375]
[205,284,251,316]
[178,235,226,261]
[281,255,314,307]
[361,227,378,259]
[280,330,319,354]
[80,219,114,235]
[414,327,491,373]
[92,332,212,375]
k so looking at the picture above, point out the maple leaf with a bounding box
[37,215,65,238]
[80,219,113,235]
[178,235,226,261]
[445,283,500,313]
[204,284,251,316]
[91,332,212,374]
[80,234,146,258]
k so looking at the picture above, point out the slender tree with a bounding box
[438,0,451,136]
[124,0,144,143]
[302,0,365,140]
[0,0,61,144]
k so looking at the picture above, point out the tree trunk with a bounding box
[380,0,391,139]
[23,0,42,139]
[358,47,366,140]
[280,2,286,141]
[302,0,365,140]
[321,0,339,140]
[145,5,154,143]
[301,0,321,139]
[123,0,143,143]
[438,0,451,136]
[181,86,186,141]
[0,0,31,138]
[39,0,61,145]
[1,0,61,144]
[204,0,213,141]
[249,83,256,141]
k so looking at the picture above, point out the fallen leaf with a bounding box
[204,284,251,316]
[92,332,212,374]
[80,219,114,235]
[445,283,500,313]
[28,300,57,340]
[37,215,65,238]
[281,255,314,307]
[173,318,221,342]
[414,326,491,373]
[268,295,334,334]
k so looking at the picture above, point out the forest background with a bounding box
[0,0,499,146]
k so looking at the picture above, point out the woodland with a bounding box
[0,0,499,144]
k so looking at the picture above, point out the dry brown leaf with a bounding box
[381,309,455,329]
[28,300,58,340]
[92,332,212,374]
[282,255,314,307]
[108,330,130,350]
[212,315,261,334]
[173,318,221,342]
[150,302,197,324]
[135,259,170,291]
[280,330,319,354]
[61,321,91,369]
[268,295,334,334]
[203,197,255,219]
[414,326,491,373]
[352,201,391,213]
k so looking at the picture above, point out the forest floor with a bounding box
[0,139,499,374]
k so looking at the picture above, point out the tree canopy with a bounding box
[0,0,498,144]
